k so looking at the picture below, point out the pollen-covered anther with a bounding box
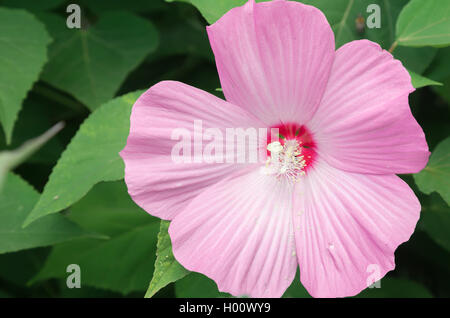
[262,140,306,183]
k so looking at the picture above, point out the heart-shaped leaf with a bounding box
[40,12,158,111]
[396,0,450,47]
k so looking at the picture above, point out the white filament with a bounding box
[261,140,306,183]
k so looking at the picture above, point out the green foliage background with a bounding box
[0,0,449,298]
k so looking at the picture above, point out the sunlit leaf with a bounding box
[0,8,52,143]
[23,91,142,227]
[396,0,450,47]
[145,221,189,298]
[409,70,442,89]
[414,137,450,205]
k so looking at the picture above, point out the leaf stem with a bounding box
[388,41,398,54]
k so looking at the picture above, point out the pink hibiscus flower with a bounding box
[120,0,429,298]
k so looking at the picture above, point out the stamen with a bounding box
[262,139,306,183]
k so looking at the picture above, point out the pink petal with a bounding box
[293,160,420,298]
[120,81,263,220]
[308,40,429,174]
[207,0,335,126]
[169,170,298,298]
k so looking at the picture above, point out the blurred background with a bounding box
[0,0,449,298]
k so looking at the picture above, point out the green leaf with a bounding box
[147,8,213,62]
[394,46,437,74]
[79,0,166,13]
[59,284,122,298]
[0,8,52,143]
[0,122,64,191]
[145,220,189,298]
[425,47,450,104]
[282,271,311,298]
[1,0,66,11]
[396,0,450,47]
[32,227,159,294]
[0,248,49,287]
[414,137,450,205]
[0,173,93,254]
[425,47,450,81]
[23,91,142,227]
[420,193,450,253]
[356,277,432,297]
[31,181,159,295]
[40,12,158,111]
[66,181,152,237]
[409,70,443,89]
[175,272,229,298]
[433,78,450,104]
[166,0,248,24]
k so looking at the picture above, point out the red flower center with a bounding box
[264,123,316,181]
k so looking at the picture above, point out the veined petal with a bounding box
[120,81,264,220]
[207,0,335,126]
[169,169,298,298]
[308,40,429,174]
[292,160,420,298]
